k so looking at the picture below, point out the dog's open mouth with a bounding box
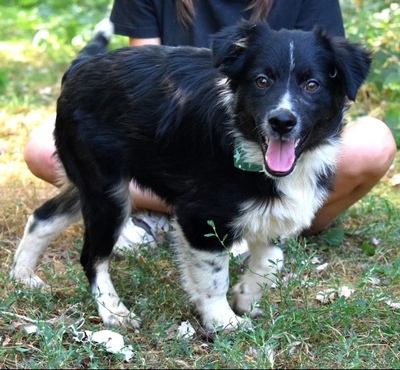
[264,135,308,177]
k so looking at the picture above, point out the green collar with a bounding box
[233,139,264,172]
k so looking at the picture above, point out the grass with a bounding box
[2,205,400,368]
[1,3,400,369]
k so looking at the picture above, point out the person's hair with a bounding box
[177,0,275,27]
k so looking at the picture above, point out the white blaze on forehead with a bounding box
[286,41,295,89]
[289,41,295,73]
[276,41,295,111]
[276,91,293,111]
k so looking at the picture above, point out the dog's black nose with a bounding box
[268,110,297,135]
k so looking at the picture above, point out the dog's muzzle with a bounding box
[264,109,299,176]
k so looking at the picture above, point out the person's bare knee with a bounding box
[340,116,396,180]
[305,116,396,235]
[128,182,171,213]
[24,124,59,185]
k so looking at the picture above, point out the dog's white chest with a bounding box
[235,146,337,242]
[238,186,323,242]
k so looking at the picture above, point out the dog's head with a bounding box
[212,21,372,177]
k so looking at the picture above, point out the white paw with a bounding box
[199,298,253,332]
[231,281,263,317]
[203,311,249,332]
[98,305,141,329]
[10,269,48,289]
[231,244,283,316]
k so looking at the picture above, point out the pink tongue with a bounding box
[266,138,296,173]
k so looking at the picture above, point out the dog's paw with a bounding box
[195,294,254,332]
[202,309,253,333]
[10,269,48,289]
[204,314,243,332]
[97,303,141,330]
[231,281,264,318]
[102,311,141,330]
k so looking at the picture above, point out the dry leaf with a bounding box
[75,330,135,362]
[2,336,11,347]
[315,262,329,271]
[177,321,195,339]
[289,341,302,357]
[371,237,381,246]
[367,277,381,285]
[316,286,354,303]
[21,324,39,334]
[311,256,323,264]
[386,300,400,310]
[193,343,209,355]
[316,288,337,304]
[245,346,258,358]
[281,273,298,286]
[338,286,354,298]
[390,173,400,187]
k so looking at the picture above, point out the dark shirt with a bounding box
[110,0,345,47]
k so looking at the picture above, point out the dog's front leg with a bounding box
[231,243,284,317]
[174,226,246,332]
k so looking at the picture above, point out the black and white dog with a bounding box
[11,20,371,331]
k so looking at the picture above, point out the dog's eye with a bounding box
[304,80,319,92]
[255,75,271,89]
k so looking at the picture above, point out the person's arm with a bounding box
[129,37,161,46]
[110,0,162,43]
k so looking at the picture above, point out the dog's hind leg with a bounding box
[79,180,140,329]
[174,223,247,332]
[89,257,140,329]
[10,183,81,288]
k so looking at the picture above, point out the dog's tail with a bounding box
[62,18,114,84]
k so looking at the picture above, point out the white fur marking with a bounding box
[173,222,245,331]
[94,18,114,40]
[93,259,140,328]
[276,41,296,111]
[289,41,295,73]
[276,91,294,111]
[232,244,284,316]
[216,77,235,114]
[233,142,339,242]
[11,213,80,287]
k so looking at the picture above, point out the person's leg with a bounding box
[24,122,171,211]
[128,182,170,213]
[24,121,60,185]
[24,115,397,236]
[305,116,396,235]
[24,122,171,250]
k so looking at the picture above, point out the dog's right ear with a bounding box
[211,21,265,80]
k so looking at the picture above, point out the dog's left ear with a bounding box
[319,29,373,101]
[211,20,266,80]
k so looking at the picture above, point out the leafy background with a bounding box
[342,0,400,145]
[1,0,400,144]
